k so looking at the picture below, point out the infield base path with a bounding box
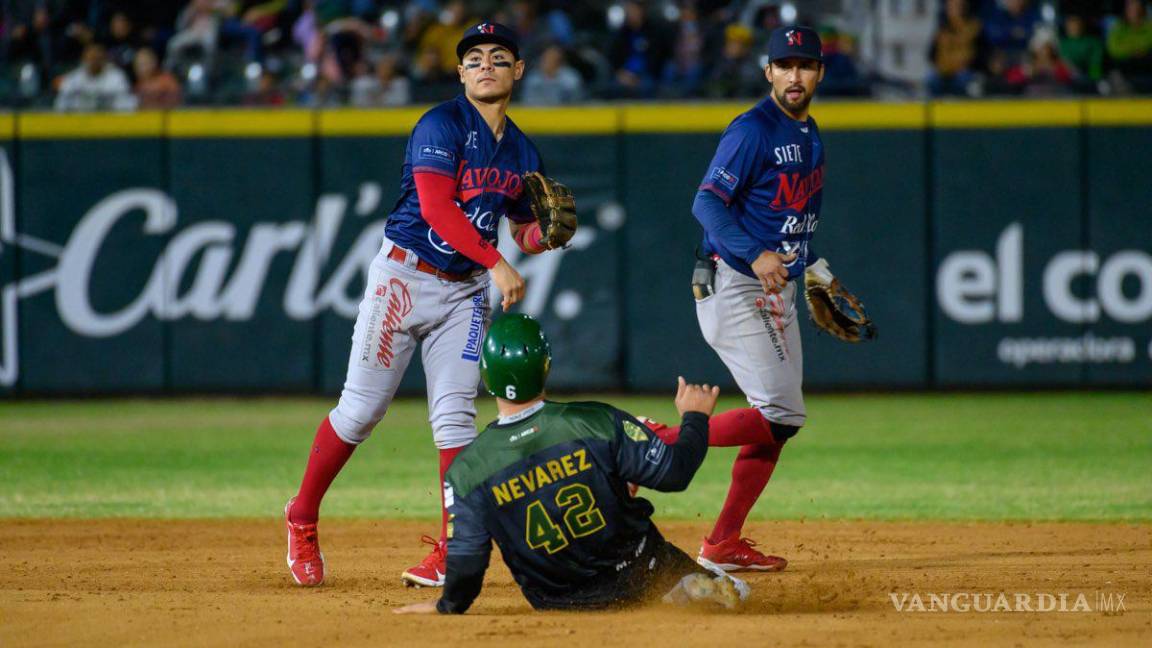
[1,520,1147,647]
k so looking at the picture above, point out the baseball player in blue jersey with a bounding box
[642,26,873,573]
[285,22,576,589]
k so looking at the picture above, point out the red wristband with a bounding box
[514,222,547,254]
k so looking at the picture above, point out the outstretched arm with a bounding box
[615,377,720,492]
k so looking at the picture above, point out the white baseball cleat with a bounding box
[662,572,750,609]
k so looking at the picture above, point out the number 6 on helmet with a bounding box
[481,314,552,402]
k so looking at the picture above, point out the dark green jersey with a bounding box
[440,400,709,611]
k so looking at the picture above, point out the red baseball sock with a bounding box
[707,442,784,543]
[644,407,775,447]
[708,408,776,446]
[438,446,465,544]
[642,407,785,542]
[289,417,356,524]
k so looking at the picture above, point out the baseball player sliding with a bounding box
[642,26,875,573]
[285,22,577,588]
[394,315,749,614]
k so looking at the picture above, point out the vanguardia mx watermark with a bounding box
[890,591,1128,613]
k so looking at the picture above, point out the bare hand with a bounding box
[750,250,797,294]
[393,601,438,615]
[489,258,525,311]
[674,376,720,417]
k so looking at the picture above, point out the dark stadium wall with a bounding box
[1084,125,1152,386]
[167,118,318,392]
[931,125,1085,386]
[15,117,168,392]
[0,100,1149,395]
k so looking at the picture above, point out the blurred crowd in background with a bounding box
[1,0,1150,111]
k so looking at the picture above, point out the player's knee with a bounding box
[754,406,803,441]
[770,423,800,442]
[430,409,477,448]
[328,407,382,444]
[430,412,474,449]
[329,391,392,444]
[429,404,477,450]
[433,427,476,449]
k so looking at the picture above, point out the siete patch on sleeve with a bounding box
[418,145,456,163]
[710,166,739,191]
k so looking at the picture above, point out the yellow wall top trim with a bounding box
[815,102,928,129]
[319,108,426,135]
[318,105,620,135]
[508,106,619,134]
[930,100,1083,128]
[4,99,1149,140]
[624,101,930,131]
[18,112,165,138]
[1084,99,1152,126]
[623,103,746,132]
[168,109,313,137]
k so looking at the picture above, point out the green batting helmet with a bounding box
[480,314,551,402]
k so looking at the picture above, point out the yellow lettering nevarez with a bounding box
[491,449,593,506]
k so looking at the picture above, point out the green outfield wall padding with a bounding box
[932,127,1086,386]
[0,104,1148,394]
[1083,127,1152,386]
[166,137,318,391]
[15,137,167,392]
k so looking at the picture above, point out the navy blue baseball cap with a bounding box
[456,22,520,61]
[766,26,822,64]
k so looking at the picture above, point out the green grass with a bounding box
[0,393,1149,521]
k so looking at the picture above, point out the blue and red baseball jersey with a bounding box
[697,96,824,280]
[385,95,544,274]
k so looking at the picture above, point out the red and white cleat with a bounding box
[285,497,325,586]
[697,535,787,573]
[401,535,446,588]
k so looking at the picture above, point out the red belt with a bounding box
[387,246,478,282]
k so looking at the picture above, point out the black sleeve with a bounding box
[436,552,490,614]
[435,482,492,614]
[614,410,710,493]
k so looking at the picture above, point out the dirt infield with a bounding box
[1,519,1147,647]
